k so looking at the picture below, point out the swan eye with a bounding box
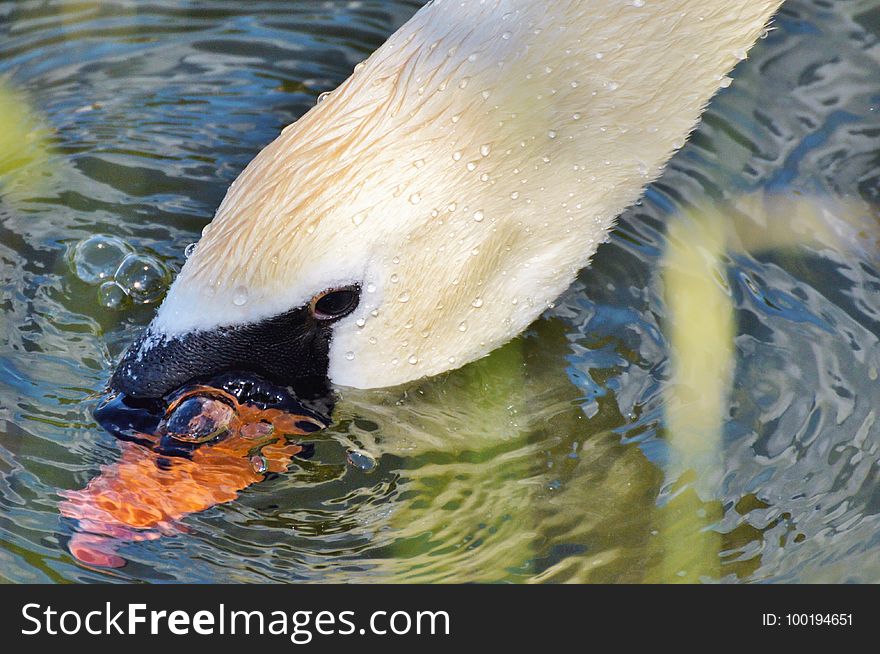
[310,286,360,320]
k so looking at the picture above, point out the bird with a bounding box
[108,0,785,410]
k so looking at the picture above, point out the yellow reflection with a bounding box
[654,191,879,582]
[0,80,54,199]
[663,208,734,476]
[655,207,732,582]
[727,193,880,260]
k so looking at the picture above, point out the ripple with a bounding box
[1,0,879,583]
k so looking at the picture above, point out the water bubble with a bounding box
[114,254,170,304]
[480,144,491,157]
[317,91,331,104]
[391,273,399,283]
[356,318,366,328]
[397,291,410,303]
[472,298,483,308]
[164,396,234,443]
[231,285,249,306]
[241,422,274,440]
[458,321,468,332]
[501,31,511,40]
[510,191,520,200]
[250,455,268,474]
[97,281,129,311]
[346,449,377,473]
[448,356,456,364]
[632,0,645,6]
[366,283,376,293]
[466,161,477,172]
[452,151,462,161]
[345,351,355,361]
[71,234,132,285]
[408,355,418,365]
[548,130,557,139]
[473,210,484,222]
[409,192,421,205]
[183,242,197,259]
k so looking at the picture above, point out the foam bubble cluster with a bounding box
[70,235,170,310]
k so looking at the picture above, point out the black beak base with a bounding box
[96,305,338,439]
[110,305,333,401]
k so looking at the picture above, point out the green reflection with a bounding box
[0,81,54,199]
[328,319,664,583]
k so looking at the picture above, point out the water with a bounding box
[1,0,879,583]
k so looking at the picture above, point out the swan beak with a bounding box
[96,305,334,440]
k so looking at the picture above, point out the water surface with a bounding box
[1,0,879,583]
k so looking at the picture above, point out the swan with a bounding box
[108,0,784,406]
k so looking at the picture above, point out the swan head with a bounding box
[103,0,782,421]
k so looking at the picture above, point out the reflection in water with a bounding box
[0,0,879,582]
[60,386,323,568]
[658,207,732,582]
[0,80,54,199]
[328,324,663,582]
